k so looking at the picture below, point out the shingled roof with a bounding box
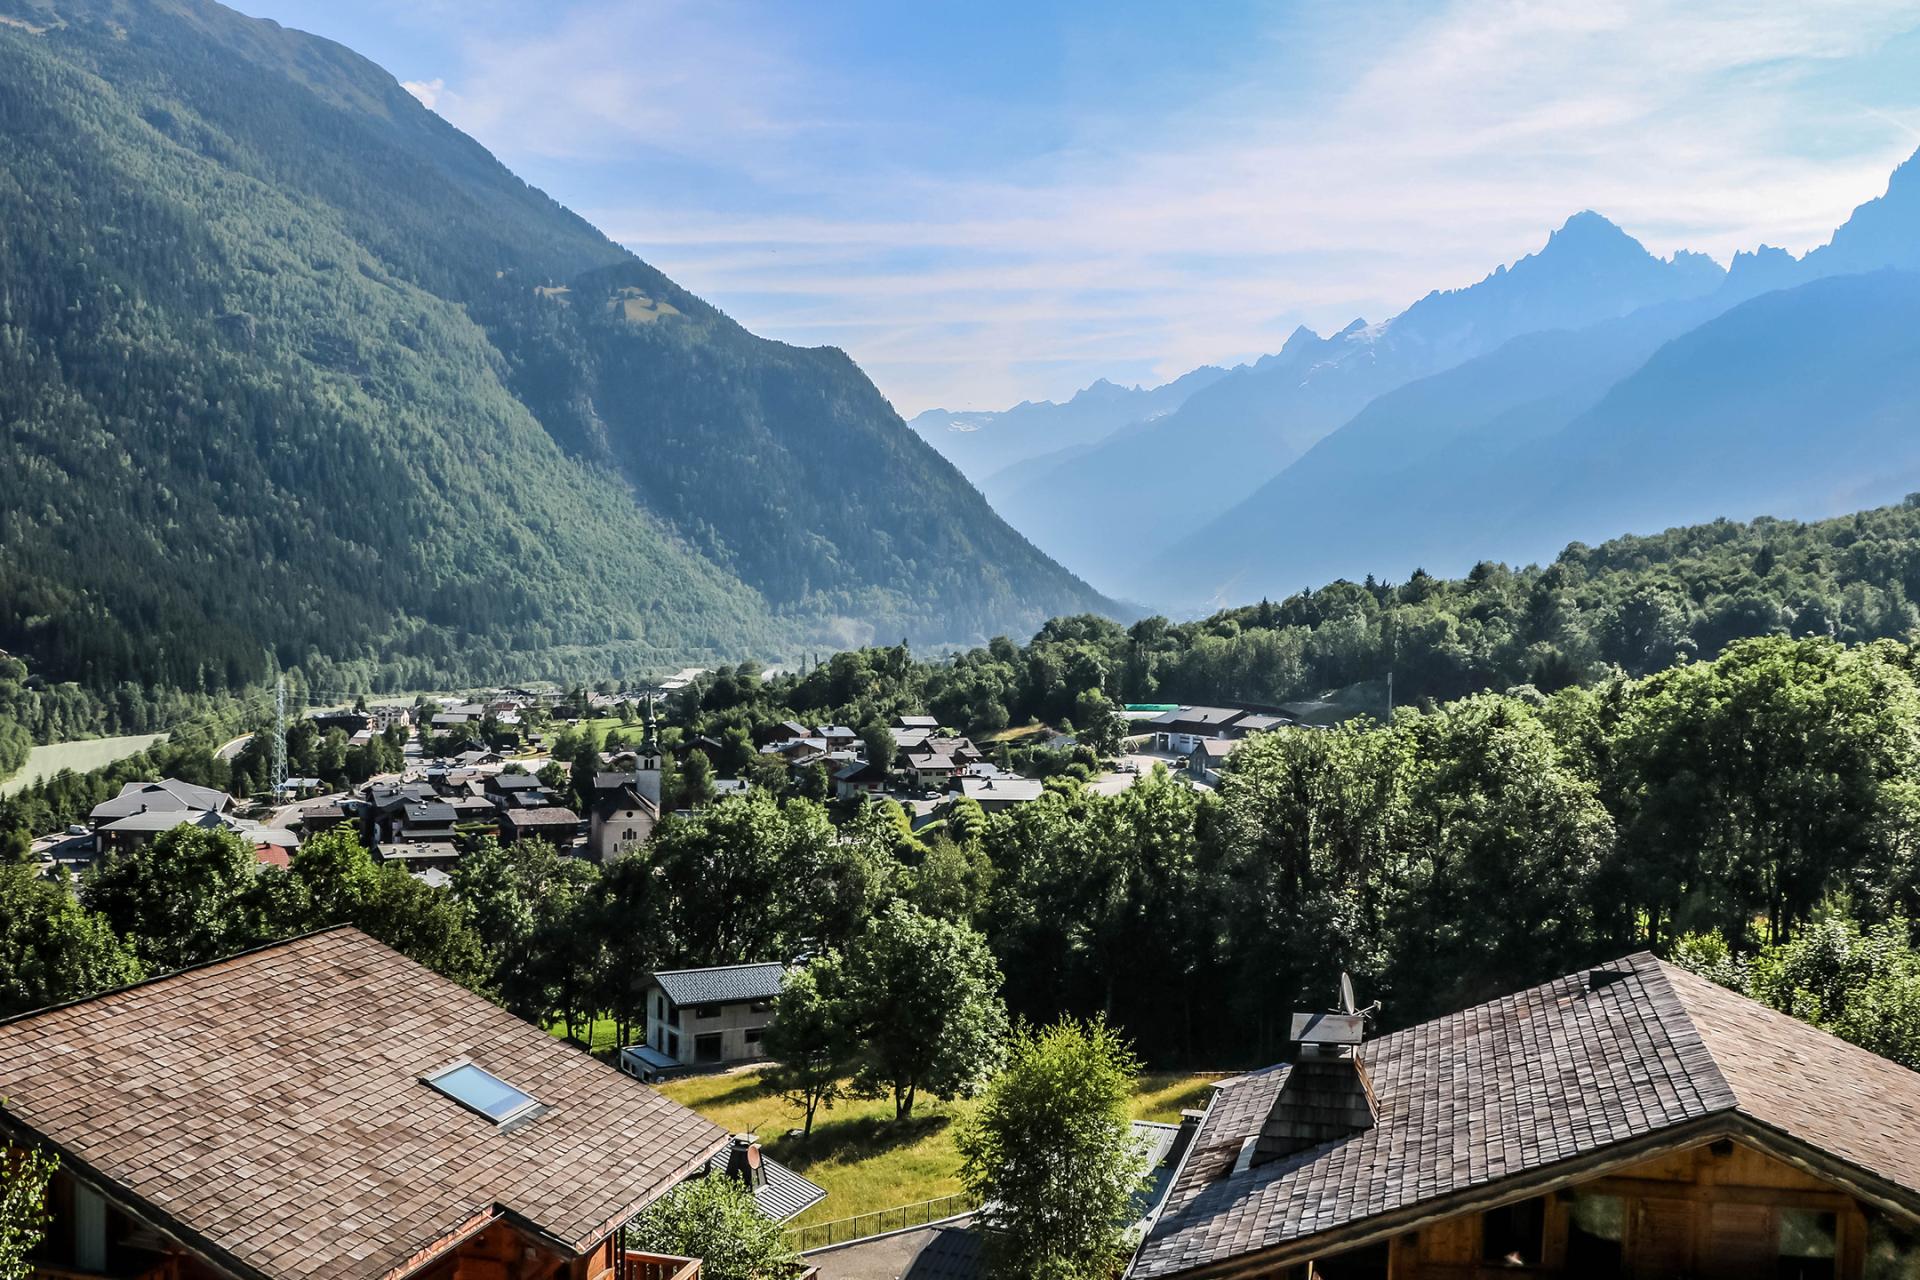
[1129,952,1920,1278]
[0,928,730,1280]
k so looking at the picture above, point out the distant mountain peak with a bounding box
[1806,144,1920,275]
[1531,210,1650,267]
[1725,244,1802,294]
[1551,209,1628,238]
[1887,143,1920,191]
[1071,377,1130,403]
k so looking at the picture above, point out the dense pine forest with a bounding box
[0,652,241,782]
[668,497,1920,740]
[0,0,1111,702]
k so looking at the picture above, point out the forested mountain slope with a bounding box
[722,496,1920,736]
[0,0,1112,695]
[992,214,1726,594]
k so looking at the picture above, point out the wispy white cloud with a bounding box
[424,0,827,169]
[407,0,1920,412]
[401,76,443,109]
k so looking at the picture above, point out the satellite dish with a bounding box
[1339,972,1356,1015]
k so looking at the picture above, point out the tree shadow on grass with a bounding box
[685,1072,783,1109]
[769,1110,952,1173]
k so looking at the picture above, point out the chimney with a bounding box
[1252,993,1378,1165]
[1587,966,1629,993]
[725,1133,765,1190]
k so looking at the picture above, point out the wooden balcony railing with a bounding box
[615,1251,816,1280]
[618,1251,700,1280]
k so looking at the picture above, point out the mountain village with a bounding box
[7,3,1920,1280]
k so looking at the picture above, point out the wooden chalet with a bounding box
[0,929,730,1280]
[1129,953,1920,1279]
[501,806,582,848]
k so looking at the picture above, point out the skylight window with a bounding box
[425,1062,539,1124]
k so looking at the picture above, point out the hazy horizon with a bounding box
[238,0,1920,415]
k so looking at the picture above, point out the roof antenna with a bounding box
[1338,971,1381,1024]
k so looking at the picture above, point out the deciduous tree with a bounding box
[627,1176,799,1280]
[840,901,1007,1118]
[761,957,852,1137]
[959,1016,1148,1280]
[85,824,264,971]
[0,866,143,1017]
[0,1141,57,1280]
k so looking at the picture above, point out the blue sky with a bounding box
[237,0,1920,415]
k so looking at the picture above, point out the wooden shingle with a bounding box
[0,928,730,1280]
[1130,952,1920,1277]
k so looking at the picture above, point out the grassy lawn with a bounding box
[548,1016,625,1055]
[562,718,638,750]
[1,733,165,797]
[981,721,1055,745]
[656,1066,1225,1228]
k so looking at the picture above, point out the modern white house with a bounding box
[638,962,785,1068]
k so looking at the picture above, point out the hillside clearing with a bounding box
[1,733,165,796]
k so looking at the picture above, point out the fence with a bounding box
[789,1191,982,1252]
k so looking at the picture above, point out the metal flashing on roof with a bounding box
[705,1146,827,1223]
[1290,1011,1365,1047]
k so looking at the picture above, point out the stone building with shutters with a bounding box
[1128,953,1920,1279]
[0,928,728,1280]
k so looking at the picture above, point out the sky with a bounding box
[235,0,1920,416]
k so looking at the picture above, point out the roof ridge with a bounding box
[1347,949,1671,1054]
[0,925,358,1029]
[1647,957,1766,1113]
[653,960,784,975]
[1631,954,1741,1112]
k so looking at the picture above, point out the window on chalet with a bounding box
[1778,1209,1837,1280]
[1481,1196,1546,1267]
[695,1005,722,1020]
[749,999,773,1013]
[1565,1193,1625,1276]
[424,1062,538,1124]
